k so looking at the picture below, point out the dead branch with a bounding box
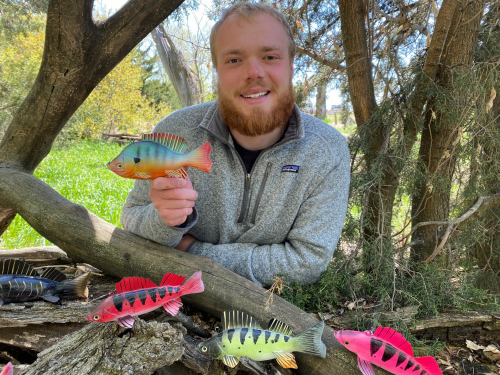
[0,246,70,266]
[415,194,500,263]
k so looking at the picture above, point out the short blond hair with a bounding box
[210,2,296,67]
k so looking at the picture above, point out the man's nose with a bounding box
[245,59,264,80]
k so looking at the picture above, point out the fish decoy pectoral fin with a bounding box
[357,356,376,375]
[273,351,298,369]
[222,355,239,368]
[117,315,135,328]
[41,295,60,303]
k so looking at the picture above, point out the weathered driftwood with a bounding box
[19,320,185,375]
[0,246,71,266]
[412,311,500,346]
[0,170,389,375]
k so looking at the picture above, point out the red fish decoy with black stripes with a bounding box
[84,271,204,328]
[335,327,443,375]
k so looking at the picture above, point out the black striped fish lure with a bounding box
[0,259,90,305]
[197,311,326,369]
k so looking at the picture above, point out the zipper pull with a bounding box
[246,173,251,181]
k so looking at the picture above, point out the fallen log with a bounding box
[0,246,71,266]
[19,320,185,375]
[0,170,390,375]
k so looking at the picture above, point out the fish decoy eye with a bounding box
[344,341,350,345]
[117,164,123,169]
[201,346,208,352]
[93,315,100,320]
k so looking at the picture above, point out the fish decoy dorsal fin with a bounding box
[373,327,414,357]
[115,276,158,294]
[267,318,293,336]
[41,267,67,282]
[222,311,263,331]
[0,259,37,277]
[141,133,188,154]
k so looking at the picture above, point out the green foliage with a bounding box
[142,79,182,112]
[1,141,134,249]
[0,22,45,135]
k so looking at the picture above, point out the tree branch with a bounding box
[422,194,500,263]
[296,46,346,70]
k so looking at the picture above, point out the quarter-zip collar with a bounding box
[197,102,305,146]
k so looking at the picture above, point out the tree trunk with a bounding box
[0,170,391,375]
[0,0,186,235]
[151,24,200,108]
[315,83,327,119]
[411,0,485,263]
[20,320,185,375]
[338,0,459,263]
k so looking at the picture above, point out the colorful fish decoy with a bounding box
[335,327,443,375]
[197,311,326,369]
[0,362,13,375]
[107,133,212,179]
[84,270,204,328]
[0,259,90,305]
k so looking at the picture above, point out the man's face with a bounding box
[215,13,295,136]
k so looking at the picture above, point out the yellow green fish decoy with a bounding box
[197,311,326,369]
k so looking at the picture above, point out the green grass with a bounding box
[1,140,134,249]
[322,113,357,135]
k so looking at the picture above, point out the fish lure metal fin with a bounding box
[117,315,135,328]
[373,327,413,356]
[41,267,67,283]
[115,276,158,294]
[0,259,37,277]
[165,168,188,178]
[160,272,186,287]
[268,318,293,336]
[222,310,263,330]
[358,356,376,375]
[142,133,188,154]
[222,355,239,368]
[274,351,298,369]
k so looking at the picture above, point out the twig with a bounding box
[423,194,500,263]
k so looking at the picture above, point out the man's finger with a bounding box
[155,199,196,210]
[151,177,187,190]
[150,187,198,202]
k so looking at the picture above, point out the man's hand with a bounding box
[149,176,198,227]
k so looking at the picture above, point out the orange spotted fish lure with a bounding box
[107,133,212,179]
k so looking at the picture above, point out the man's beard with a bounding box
[217,81,295,136]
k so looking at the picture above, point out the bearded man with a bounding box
[121,2,350,287]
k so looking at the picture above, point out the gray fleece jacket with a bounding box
[121,102,350,287]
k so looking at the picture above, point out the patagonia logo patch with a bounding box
[282,165,299,173]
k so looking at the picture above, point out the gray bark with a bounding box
[315,84,327,119]
[20,320,186,375]
[151,25,200,108]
